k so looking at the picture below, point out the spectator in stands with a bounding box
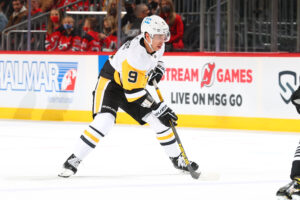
[57,16,81,51]
[45,8,63,51]
[0,0,8,32]
[160,0,184,51]
[122,3,149,42]
[121,0,136,29]
[28,0,43,16]
[147,0,160,15]
[133,3,149,26]
[5,0,28,29]
[107,0,117,17]
[99,16,117,52]
[106,0,120,25]
[81,17,101,52]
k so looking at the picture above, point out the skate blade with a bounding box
[58,168,74,178]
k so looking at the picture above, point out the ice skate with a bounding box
[58,154,81,178]
[277,177,300,200]
[170,153,199,172]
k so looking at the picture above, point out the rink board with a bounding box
[0,51,300,132]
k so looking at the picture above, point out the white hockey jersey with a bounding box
[108,34,165,103]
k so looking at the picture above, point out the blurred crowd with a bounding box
[0,0,184,52]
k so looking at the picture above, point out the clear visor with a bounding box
[152,32,170,42]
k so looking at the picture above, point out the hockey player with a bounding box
[58,15,199,178]
[277,86,300,200]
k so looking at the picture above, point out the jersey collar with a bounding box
[140,38,156,56]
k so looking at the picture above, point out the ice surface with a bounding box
[0,119,298,200]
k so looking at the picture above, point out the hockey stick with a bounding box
[152,79,200,179]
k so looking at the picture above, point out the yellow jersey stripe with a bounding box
[157,132,174,141]
[114,70,121,86]
[95,78,109,113]
[84,130,99,143]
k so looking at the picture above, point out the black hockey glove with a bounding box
[152,102,178,127]
[291,86,300,114]
[148,61,165,86]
